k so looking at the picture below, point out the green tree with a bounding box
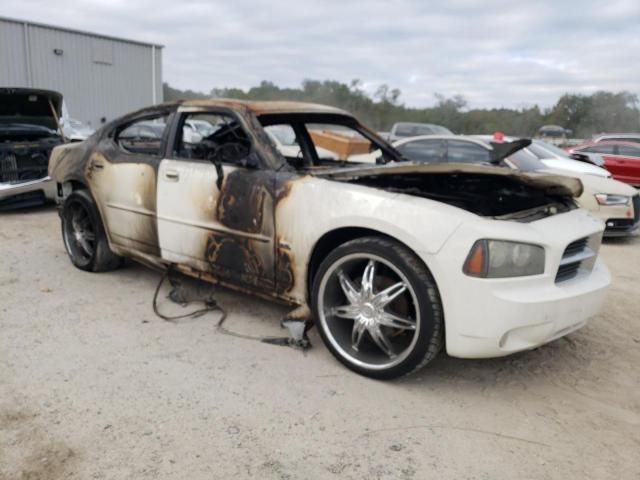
[164,81,640,138]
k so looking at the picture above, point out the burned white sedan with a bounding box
[49,100,610,379]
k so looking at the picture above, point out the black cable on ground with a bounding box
[152,268,310,349]
[152,269,227,322]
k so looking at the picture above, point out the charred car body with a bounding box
[0,88,64,209]
[49,100,610,379]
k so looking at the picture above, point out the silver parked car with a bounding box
[0,88,64,209]
[592,133,640,144]
[62,117,95,142]
[388,122,453,142]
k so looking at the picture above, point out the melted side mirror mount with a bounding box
[242,152,260,169]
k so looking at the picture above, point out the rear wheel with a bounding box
[312,236,444,380]
[61,189,123,272]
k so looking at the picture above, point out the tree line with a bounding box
[163,80,640,138]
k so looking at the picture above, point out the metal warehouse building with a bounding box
[0,16,163,129]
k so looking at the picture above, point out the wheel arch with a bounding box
[56,177,91,204]
[307,229,446,379]
[306,226,434,302]
[67,178,89,192]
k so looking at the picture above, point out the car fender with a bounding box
[275,175,467,303]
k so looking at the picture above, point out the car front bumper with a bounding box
[0,176,56,210]
[421,208,611,359]
[602,195,640,237]
[443,259,610,358]
[602,218,640,237]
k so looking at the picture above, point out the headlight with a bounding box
[463,240,545,278]
[595,194,630,206]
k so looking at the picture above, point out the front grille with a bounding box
[563,237,588,257]
[555,236,597,283]
[0,154,18,181]
[0,151,49,183]
[633,195,640,224]
[556,261,581,282]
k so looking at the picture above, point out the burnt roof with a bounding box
[178,99,350,116]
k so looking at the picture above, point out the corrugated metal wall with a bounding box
[0,19,29,85]
[0,17,163,129]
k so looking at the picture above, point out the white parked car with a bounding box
[185,118,217,138]
[181,122,203,144]
[474,136,611,177]
[62,117,95,142]
[49,101,610,379]
[526,139,607,170]
[265,124,337,160]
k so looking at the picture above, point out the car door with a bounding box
[615,144,640,184]
[582,143,620,178]
[156,109,277,291]
[88,112,170,256]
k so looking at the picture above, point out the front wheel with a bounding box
[61,189,123,272]
[312,236,444,380]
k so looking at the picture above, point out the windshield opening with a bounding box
[259,114,404,170]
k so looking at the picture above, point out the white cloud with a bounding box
[2,0,639,108]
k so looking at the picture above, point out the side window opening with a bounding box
[175,112,252,166]
[115,114,168,156]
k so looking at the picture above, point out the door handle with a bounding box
[164,169,179,181]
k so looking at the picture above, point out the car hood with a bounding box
[541,158,609,177]
[314,162,583,197]
[0,87,63,131]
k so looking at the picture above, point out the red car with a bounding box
[569,141,640,186]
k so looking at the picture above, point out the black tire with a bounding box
[61,189,123,272]
[311,236,444,380]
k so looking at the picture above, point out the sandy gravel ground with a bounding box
[1,207,639,480]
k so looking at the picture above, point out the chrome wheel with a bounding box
[317,253,421,370]
[63,200,96,264]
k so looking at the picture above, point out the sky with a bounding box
[2,0,639,109]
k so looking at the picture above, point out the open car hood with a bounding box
[314,161,584,198]
[0,87,63,131]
